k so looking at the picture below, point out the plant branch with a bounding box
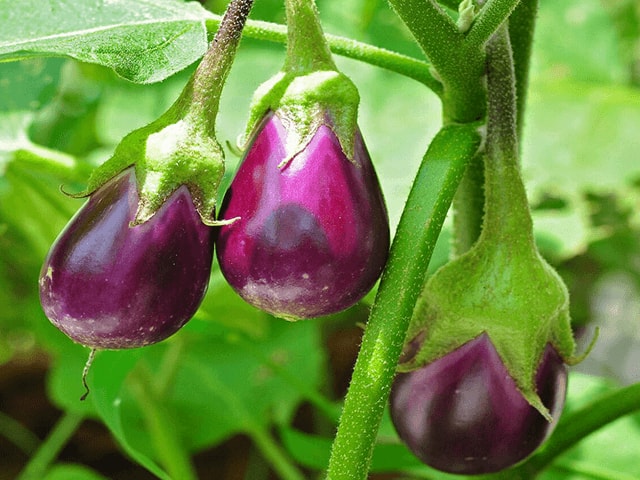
[206,18,441,92]
[187,0,254,136]
[283,0,335,73]
[507,0,539,141]
[387,0,462,65]
[325,124,482,479]
[248,426,306,480]
[465,0,522,49]
[0,411,40,455]
[131,365,198,480]
[16,412,84,480]
[524,382,640,475]
[385,0,486,122]
[439,0,464,10]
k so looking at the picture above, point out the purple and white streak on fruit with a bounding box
[216,113,390,319]
[39,168,214,349]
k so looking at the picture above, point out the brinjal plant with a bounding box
[216,0,390,320]
[3,0,639,479]
[39,0,254,351]
[389,25,586,474]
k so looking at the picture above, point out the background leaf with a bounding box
[0,0,211,83]
[523,0,640,262]
[43,464,109,480]
[2,0,640,477]
[540,374,640,480]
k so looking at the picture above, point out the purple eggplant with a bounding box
[216,113,390,319]
[39,167,214,349]
[390,333,567,475]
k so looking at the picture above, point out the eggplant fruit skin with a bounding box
[216,113,390,319]
[39,168,214,349]
[390,334,567,475]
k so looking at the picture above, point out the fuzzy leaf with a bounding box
[0,0,212,83]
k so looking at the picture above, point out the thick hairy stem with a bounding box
[188,0,254,136]
[387,0,486,123]
[325,125,482,479]
[482,24,534,247]
[283,0,336,73]
[508,0,539,141]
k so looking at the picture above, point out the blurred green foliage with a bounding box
[1,0,640,478]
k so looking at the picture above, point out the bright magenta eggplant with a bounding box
[39,168,214,349]
[216,113,390,320]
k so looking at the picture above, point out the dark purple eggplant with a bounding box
[390,333,567,475]
[39,168,214,349]
[216,113,390,320]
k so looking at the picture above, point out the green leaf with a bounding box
[58,313,324,479]
[279,426,457,478]
[523,80,640,260]
[42,464,108,480]
[0,111,87,180]
[0,0,212,83]
[0,58,63,111]
[518,0,640,262]
[162,316,324,450]
[46,340,98,417]
[533,0,627,84]
[88,349,172,480]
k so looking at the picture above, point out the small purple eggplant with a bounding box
[216,113,390,319]
[39,168,214,349]
[390,334,567,475]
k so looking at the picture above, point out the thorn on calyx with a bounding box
[80,348,97,401]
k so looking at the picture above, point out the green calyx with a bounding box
[83,98,226,226]
[240,0,360,165]
[400,230,577,420]
[76,0,254,226]
[244,69,360,165]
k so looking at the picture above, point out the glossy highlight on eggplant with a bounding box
[39,168,214,349]
[216,113,390,319]
[390,334,567,475]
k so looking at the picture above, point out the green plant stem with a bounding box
[16,411,84,480]
[185,0,254,136]
[209,18,441,92]
[453,0,540,258]
[0,410,40,455]
[552,458,640,480]
[524,382,640,475]
[131,366,198,480]
[465,0,521,49]
[154,338,186,398]
[507,0,539,141]
[483,24,534,244]
[325,124,482,479]
[451,151,485,256]
[387,0,486,123]
[248,426,306,480]
[283,0,335,73]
